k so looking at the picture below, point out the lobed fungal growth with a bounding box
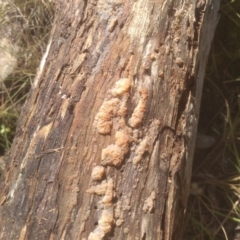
[114,200,125,227]
[87,180,108,195]
[88,179,115,240]
[122,195,131,211]
[101,129,132,167]
[91,166,105,181]
[111,78,131,97]
[132,138,148,165]
[129,88,148,128]
[115,129,132,154]
[142,191,156,213]
[117,93,129,117]
[94,98,120,134]
[101,144,124,167]
[88,78,157,238]
[94,78,131,135]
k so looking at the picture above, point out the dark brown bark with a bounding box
[0,0,220,239]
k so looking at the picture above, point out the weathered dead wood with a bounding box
[0,0,220,239]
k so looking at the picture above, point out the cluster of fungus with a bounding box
[94,98,120,135]
[132,138,148,165]
[88,78,134,239]
[128,88,148,128]
[94,78,131,135]
[88,179,115,240]
[101,129,132,167]
[88,77,155,239]
[95,78,134,168]
[142,191,156,213]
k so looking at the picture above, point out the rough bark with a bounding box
[0,0,220,239]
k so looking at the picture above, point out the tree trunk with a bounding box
[0,0,220,239]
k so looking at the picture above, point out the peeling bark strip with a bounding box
[0,0,220,240]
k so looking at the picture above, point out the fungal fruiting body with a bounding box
[88,78,134,238]
[128,88,148,128]
[111,78,131,97]
[88,179,115,240]
[101,129,132,167]
[91,166,105,181]
[101,178,114,205]
[114,200,125,227]
[114,200,122,218]
[88,78,156,238]
[95,98,120,134]
[143,191,156,213]
[88,207,114,240]
[115,130,132,154]
[128,99,146,128]
[122,195,131,211]
[86,181,108,195]
[132,138,148,165]
[117,93,129,117]
[98,207,114,232]
[94,78,131,135]
[115,130,129,146]
[101,144,124,167]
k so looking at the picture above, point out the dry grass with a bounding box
[184,0,240,239]
[0,0,54,153]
